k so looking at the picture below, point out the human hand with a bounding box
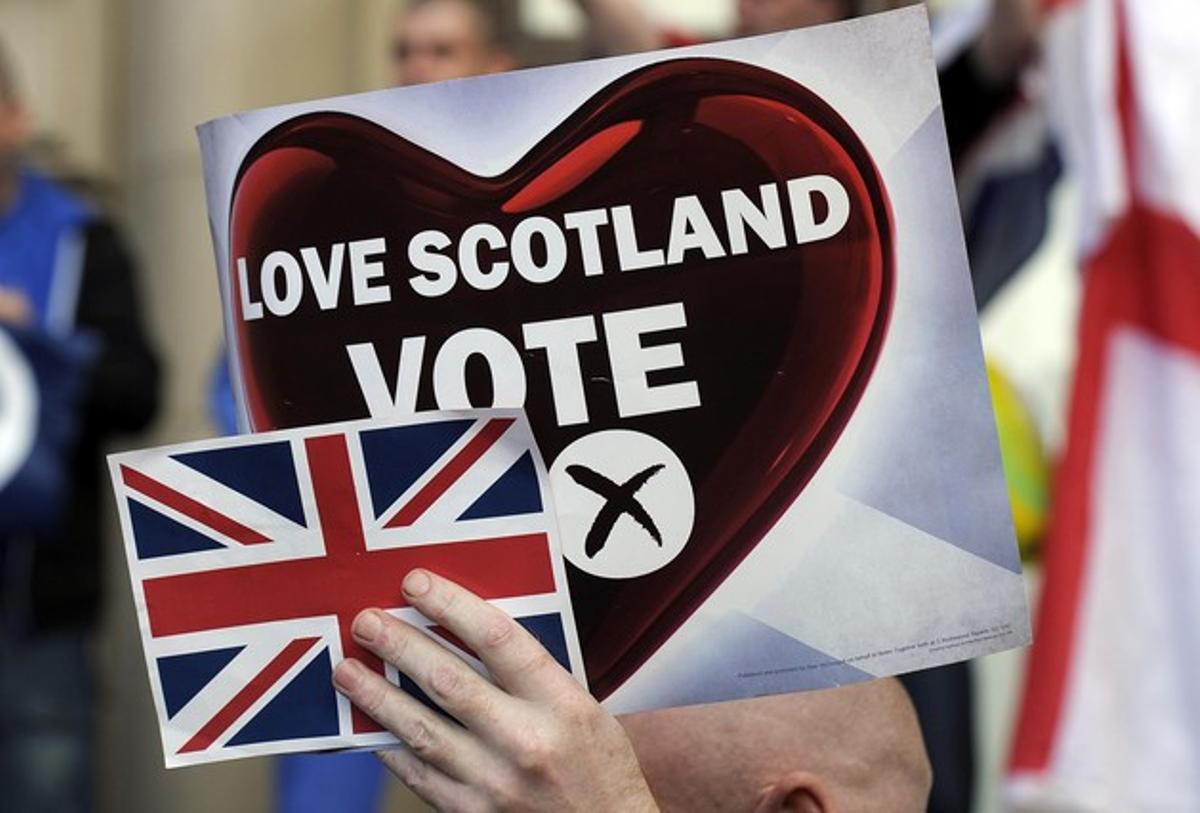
[333,570,659,812]
[0,286,32,327]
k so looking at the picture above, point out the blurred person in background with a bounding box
[390,0,517,87]
[0,40,160,813]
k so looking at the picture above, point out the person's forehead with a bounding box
[743,0,842,14]
[400,0,489,41]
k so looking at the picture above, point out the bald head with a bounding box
[621,679,931,812]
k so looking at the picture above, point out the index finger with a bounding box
[402,569,577,698]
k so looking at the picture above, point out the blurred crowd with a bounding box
[0,1,1135,812]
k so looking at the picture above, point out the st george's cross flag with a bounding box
[110,410,584,767]
[1007,0,1200,808]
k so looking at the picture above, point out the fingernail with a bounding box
[403,569,431,598]
[353,609,383,643]
[333,659,363,693]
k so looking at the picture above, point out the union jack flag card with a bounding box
[109,410,584,767]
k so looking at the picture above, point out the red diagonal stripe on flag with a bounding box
[178,636,319,754]
[384,418,516,528]
[122,465,272,546]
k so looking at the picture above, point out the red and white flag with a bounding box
[1009,0,1200,807]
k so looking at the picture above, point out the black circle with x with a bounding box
[565,463,666,558]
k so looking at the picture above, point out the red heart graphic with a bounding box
[228,58,893,699]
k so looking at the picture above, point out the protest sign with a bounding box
[111,411,583,766]
[197,8,1029,718]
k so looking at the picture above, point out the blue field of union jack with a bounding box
[109,410,583,768]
